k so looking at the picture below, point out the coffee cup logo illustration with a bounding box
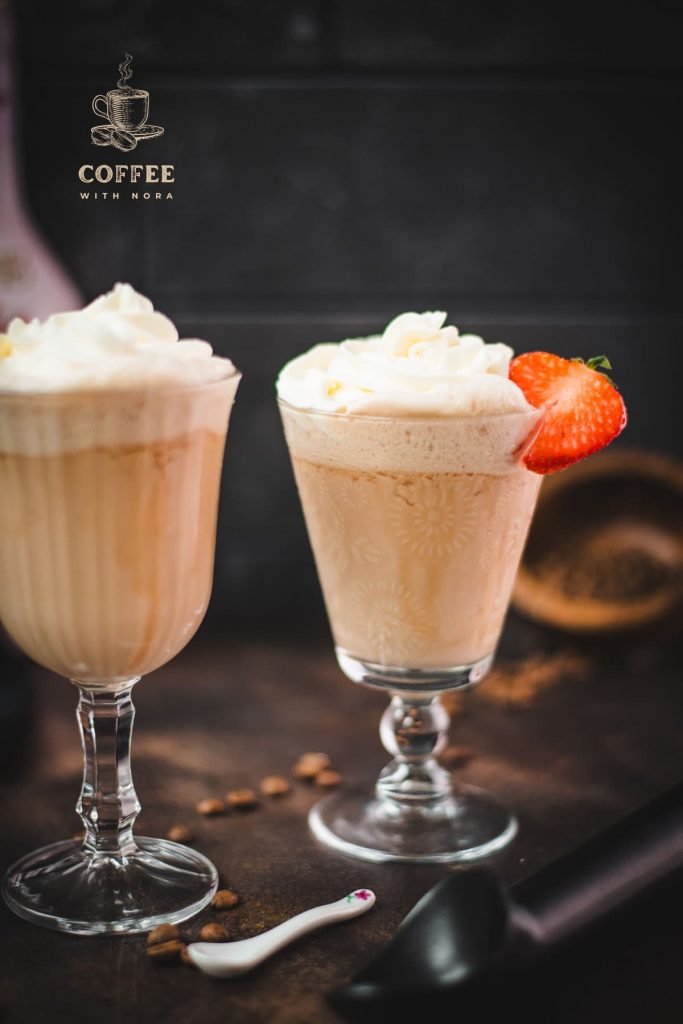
[91,54,164,152]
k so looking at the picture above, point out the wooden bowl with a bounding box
[512,449,683,631]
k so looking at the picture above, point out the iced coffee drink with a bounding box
[0,284,240,933]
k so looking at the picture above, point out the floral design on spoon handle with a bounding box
[346,889,374,903]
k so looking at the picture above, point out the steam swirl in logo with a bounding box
[117,53,134,92]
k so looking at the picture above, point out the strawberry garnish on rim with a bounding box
[509,352,627,475]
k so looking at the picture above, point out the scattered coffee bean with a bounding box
[260,775,291,797]
[167,824,195,843]
[180,945,195,966]
[226,788,258,810]
[442,745,474,768]
[199,922,230,941]
[196,798,227,816]
[316,769,343,788]
[300,752,330,770]
[147,923,181,947]
[211,888,239,910]
[293,752,330,779]
[147,939,185,961]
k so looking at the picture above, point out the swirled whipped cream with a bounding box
[0,283,235,392]
[277,311,531,416]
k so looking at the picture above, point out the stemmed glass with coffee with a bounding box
[0,284,240,933]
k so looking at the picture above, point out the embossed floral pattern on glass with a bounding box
[289,459,539,669]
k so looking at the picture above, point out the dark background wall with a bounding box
[11,0,683,632]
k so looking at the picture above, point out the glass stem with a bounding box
[74,681,141,857]
[376,694,453,807]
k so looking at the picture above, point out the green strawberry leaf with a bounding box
[571,355,616,387]
[586,355,612,371]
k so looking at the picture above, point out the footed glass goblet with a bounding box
[280,400,542,863]
[0,371,240,932]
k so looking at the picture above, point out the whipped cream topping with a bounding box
[0,283,235,392]
[277,311,531,416]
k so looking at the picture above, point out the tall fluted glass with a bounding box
[279,400,542,863]
[0,370,240,933]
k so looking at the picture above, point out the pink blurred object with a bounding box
[0,3,81,330]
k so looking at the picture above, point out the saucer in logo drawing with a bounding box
[129,124,164,139]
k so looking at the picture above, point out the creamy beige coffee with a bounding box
[281,408,541,668]
[0,394,229,681]
[278,311,542,670]
[0,284,240,684]
[289,460,539,668]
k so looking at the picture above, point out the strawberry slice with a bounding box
[509,352,627,475]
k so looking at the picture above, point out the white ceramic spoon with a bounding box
[187,888,376,978]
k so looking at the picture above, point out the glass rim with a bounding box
[0,364,242,402]
[276,395,542,426]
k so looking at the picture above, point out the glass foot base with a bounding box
[309,786,517,864]
[2,836,218,935]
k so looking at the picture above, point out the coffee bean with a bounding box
[167,824,195,843]
[293,752,330,779]
[147,939,185,961]
[199,922,230,941]
[226,788,258,810]
[300,752,330,770]
[147,923,180,946]
[316,769,343,788]
[180,945,195,966]
[90,125,112,146]
[211,888,239,910]
[259,775,291,797]
[196,798,227,816]
[110,128,137,152]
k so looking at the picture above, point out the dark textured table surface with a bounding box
[1,613,682,1024]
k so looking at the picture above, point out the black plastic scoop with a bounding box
[330,785,683,1013]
